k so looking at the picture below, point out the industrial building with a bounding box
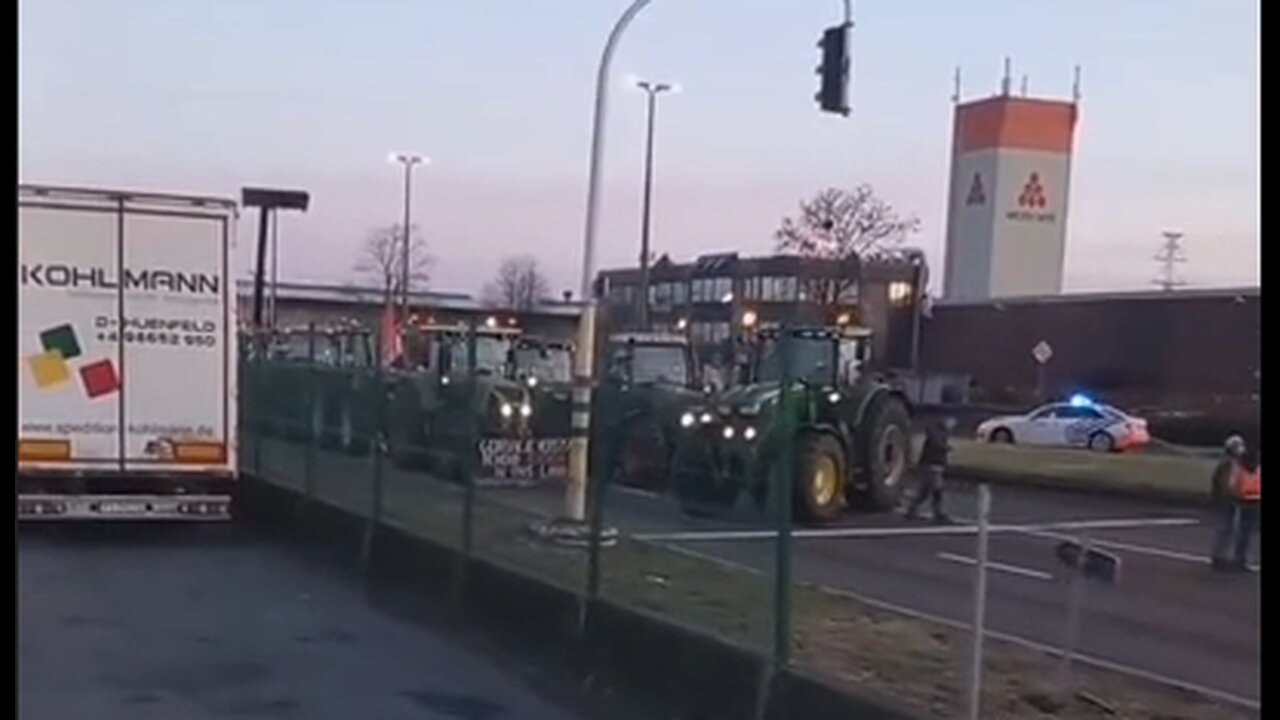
[594,252,926,368]
[919,287,1260,440]
[942,81,1079,302]
[235,280,581,342]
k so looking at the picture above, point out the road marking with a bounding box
[950,514,1261,573]
[632,516,1199,543]
[654,542,1260,712]
[612,486,663,501]
[935,552,1054,581]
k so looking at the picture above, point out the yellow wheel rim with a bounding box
[811,455,839,506]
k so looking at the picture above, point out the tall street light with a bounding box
[633,78,677,330]
[389,153,427,322]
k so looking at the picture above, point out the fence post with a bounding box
[582,376,620,636]
[303,323,317,501]
[253,330,266,478]
[1057,530,1091,693]
[967,483,992,720]
[758,327,796,720]
[452,323,479,612]
[361,326,385,573]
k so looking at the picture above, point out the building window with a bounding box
[888,281,914,306]
[609,283,635,306]
[742,276,762,301]
[691,321,731,344]
[691,277,732,304]
[760,276,798,302]
[673,281,689,305]
[649,281,688,308]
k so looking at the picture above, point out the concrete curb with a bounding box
[234,475,923,720]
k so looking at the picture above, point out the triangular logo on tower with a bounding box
[1018,172,1048,209]
[966,173,986,206]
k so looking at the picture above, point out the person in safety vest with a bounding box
[1210,436,1259,571]
[1228,448,1261,571]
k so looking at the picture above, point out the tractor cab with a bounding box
[511,337,574,388]
[403,323,521,381]
[604,332,699,389]
[746,324,872,388]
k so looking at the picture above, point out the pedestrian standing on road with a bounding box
[905,416,954,524]
[1226,447,1261,572]
[1210,435,1249,571]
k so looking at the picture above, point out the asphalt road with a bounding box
[17,523,604,720]
[241,435,1261,710]
[492,479,1261,708]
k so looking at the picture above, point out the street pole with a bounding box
[907,250,926,403]
[561,0,852,532]
[390,153,425,325]
[635,79,673,330]
[561,0,654,531]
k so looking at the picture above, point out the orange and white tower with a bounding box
[941,64,1080,301]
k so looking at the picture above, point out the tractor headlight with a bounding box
[744,426,758,441]
[722,425,736,440]
[699,412,714,425]
[680,412,696,429]
[827,391,842,404]
[519,402,533,418]
[526,376,539,388]
[499,402,514,419]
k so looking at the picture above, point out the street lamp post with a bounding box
[558,0,855,540]
[554,0,654,534]
[390,153,426,323]
[634,79,675,330]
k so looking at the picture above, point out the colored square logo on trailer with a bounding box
[80,359,120,398]
[40,323,82,360]
[29,351,72,388]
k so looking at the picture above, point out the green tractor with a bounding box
[510,336,575,440]
[384,323,536,479]
[597,332,710,491]
[244,326,379,455]
[671,325,912,524]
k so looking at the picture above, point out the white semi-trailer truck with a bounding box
[18,184,239,520]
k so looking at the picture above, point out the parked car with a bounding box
[976,395,1150,452]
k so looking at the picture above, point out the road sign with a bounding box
[1032,340,1054,365]
[1055,540,1121,584]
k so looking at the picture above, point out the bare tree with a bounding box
[353,224,432,307]
[774,185,920,303]
[485,255,551,311]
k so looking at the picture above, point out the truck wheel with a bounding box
[795,433,847,524]
[1088,431,1115,453]
[614,417,668,491]
[990,428,1014,444]
[856,395,912,511]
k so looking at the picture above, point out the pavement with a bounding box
[488,478,1261,709]
[17,522,611,720]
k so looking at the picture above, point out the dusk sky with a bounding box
[19,0,1258,298]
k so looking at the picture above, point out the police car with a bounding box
[975,395,1150,452]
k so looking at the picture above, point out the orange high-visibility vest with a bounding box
[1233,466,1261,501]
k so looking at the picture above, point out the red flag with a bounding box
[381,305,403,367]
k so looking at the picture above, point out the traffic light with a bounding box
[816,23,852,116]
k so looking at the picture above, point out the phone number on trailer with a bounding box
[95,330,218,348]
